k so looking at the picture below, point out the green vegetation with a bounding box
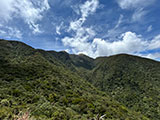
[88,55,160,120]
[0,39,159,119]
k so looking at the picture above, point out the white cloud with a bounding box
[8,27,22,39]
[104,14,124,40]
[71,5,81,15]
[114,14,123,29]
[56,26,61,35]
[0,26,22,39]
[0,0,50,34]
[139,52,160,61]
[0,30,6,35]
[117,0,155,9]
[61,0,159,60]
[68,0,99,32]
[147,25,153,32]
[80,0,99,22]
[64,27,160,59]
[92,32,147,57]
[117,0,155,22]
[149,34,160,50]
[56,22,64,35]
[132,8,147,22]
[62,27,96,56]
[91,32,160,59]
[62,0,160,59]
[0,0,16,21]
[15,0,50,34]
[62,0,99,56]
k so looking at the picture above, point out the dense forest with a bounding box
[0,39,160,120]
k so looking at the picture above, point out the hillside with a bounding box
[88,54,160,120]
[0,39,148,120]
[43,46,160,120]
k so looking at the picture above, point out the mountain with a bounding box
[88,54,160,120]
[42,44,160,120]
[0,39,148,120]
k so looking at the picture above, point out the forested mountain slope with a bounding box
[0,39,148,120]
[88,54,160,120]
[46,45,160,120]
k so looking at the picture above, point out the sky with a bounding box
[0,0,160,60]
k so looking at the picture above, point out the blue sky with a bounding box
[0,0,160,60]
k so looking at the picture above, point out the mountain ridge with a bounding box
[0,39,160,120]
[0,39,149,120]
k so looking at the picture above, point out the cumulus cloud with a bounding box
[92,32,160,58]
[91,32,160,59]
[92,32,147,57]
[64,27,160,59]
[0,0,50,34]
[62,27,96,56]
[61,0,160,59]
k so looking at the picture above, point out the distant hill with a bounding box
[0,39,148,120]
